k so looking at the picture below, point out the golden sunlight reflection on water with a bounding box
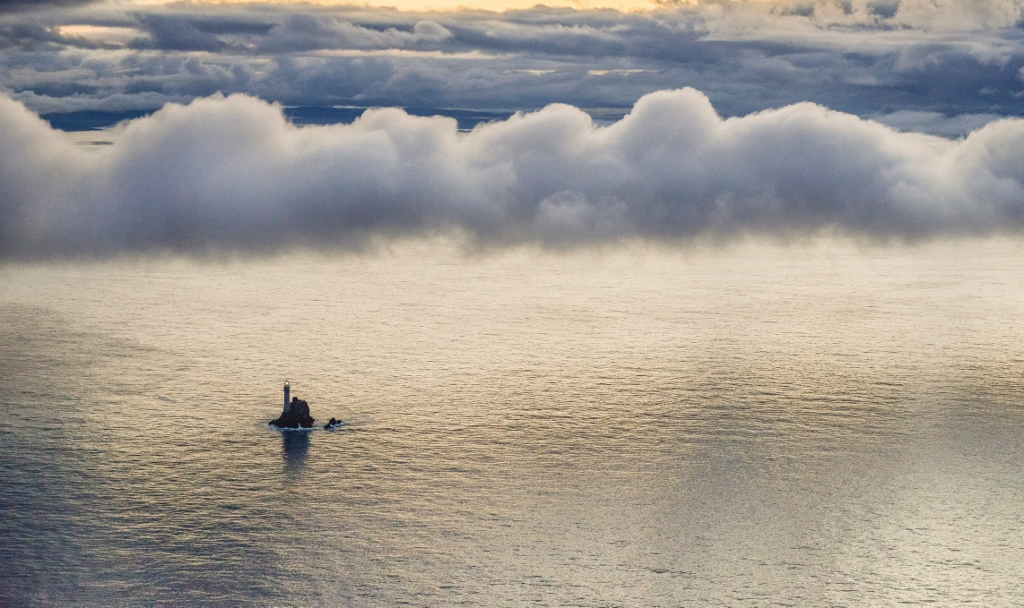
[1,238,1023,606]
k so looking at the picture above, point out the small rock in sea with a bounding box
[270,396,315,429]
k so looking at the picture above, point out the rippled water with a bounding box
[2,240,1023,607]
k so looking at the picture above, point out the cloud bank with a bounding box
[2,88,1023,259]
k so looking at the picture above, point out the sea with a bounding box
[1,238,1023,607]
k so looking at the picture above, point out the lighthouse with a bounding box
[270,378,316,429]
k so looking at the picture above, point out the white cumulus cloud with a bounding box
[1,87,1023,259]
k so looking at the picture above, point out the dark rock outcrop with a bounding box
[270,397,315,429]
[323,417,344,430]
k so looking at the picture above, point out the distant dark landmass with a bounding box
[286,106,517,131]
[42,109,155,131]
[43,106,628,133]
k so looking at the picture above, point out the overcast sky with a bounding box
[3,0,1024,257]
[3,0,1024,125]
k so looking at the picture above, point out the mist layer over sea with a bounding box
[2,239,1023,607]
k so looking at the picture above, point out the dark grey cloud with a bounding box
[1,88,1023,260]
[129,14,225,52]
[251,15,451,54]
[867,1,900,19]
[0,0,96,14]
[0,21,66,50]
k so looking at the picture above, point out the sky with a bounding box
[3,0,1024,257]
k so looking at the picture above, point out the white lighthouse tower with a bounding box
[283,379,291,415]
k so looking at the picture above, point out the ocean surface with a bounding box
[2,239,1023,607]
